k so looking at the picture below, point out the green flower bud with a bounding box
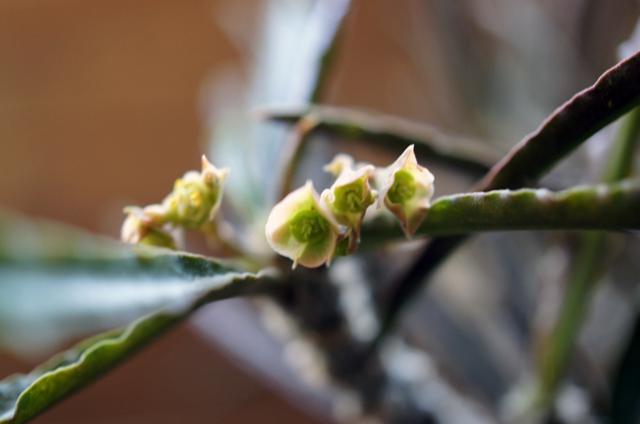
[121,206,176,249]
[162,156,228,229]
[265,181,340,268]
[321,155,377,252]
[379,145,434,236]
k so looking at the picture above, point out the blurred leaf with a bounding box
[0,269,265,424]
[0,211,277,422]
[0,211,277,355]
[207,0,350,224]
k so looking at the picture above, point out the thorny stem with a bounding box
[375,50,640,349]
[535,106,640,411]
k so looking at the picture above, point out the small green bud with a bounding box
[121,206,176,249]
[265,181,340,268]
[162,155,228,229]
[139,227,177,249]
[379,145,434,236]
[321,155,377,252]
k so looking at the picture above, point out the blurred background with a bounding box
[1,0,639,422]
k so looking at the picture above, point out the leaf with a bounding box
[207,0,351,222]
[259,104,500,176]
[0,211,277,355]
[0,211,277,423]
[361,180,640,244]
[0,275,261,424]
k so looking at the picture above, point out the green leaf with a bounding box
[0,280,259,424]
[0,211,277,423]
[0,211,275,355]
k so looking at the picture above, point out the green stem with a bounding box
[261,105,499,176]
[276,116,319,200]
[360,181,640,243]
[603,107,640,183]
[535,106,640,411]
[536,232,606,407]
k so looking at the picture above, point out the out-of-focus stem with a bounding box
[535,106,640,412]
[375,51,640,349]
[261,105,499,176]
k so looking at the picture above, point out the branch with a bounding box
[260,104,499,176]
[378,50,640,344]
[479,50,640,190]
[361,180,640,243]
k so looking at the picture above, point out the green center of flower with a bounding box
[387,169,416,204]
[333,182,365,213]
[289,209,330,243]
[168,179,218,227]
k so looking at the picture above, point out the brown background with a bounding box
[0,0,317,422]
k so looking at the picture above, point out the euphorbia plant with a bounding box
[2,3,640,424]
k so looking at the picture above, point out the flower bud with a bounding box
[323,154,355,177]
[379,145,434,236]
[163,155,228,229]
[121,206,176,249]
[321,155,377,251]
[265,181,340,268]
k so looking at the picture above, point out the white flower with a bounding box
[321,155,377,252]
[265,181,341,268]
[378,145,435,236]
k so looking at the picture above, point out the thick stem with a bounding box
[361,181,640,243]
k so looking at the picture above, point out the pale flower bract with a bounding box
[265,181,340,268]
[379,145,435,236]
[321,155,377,252]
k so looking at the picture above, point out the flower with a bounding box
[162,155,228,229]
[321,155,377,252]
[265,181,341,268]
[378,145,434,236]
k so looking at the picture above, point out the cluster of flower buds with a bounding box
[121,155,228,249]
[266,145,434,268]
